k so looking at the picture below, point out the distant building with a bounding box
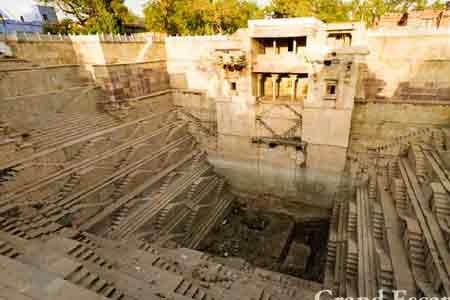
[374,7,450,29]
[0,2,58,33]
[35,5,58,23]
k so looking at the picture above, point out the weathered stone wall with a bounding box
[361,29,450,102]
[350,101,450,153]
[100,40,166,64]
[91,60,169,101]
[6,40,80,65]
[0,86,101,128]
[0,65,92,98]
[350,28,450,153]
[2,33,165,66]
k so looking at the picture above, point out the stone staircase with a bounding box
[346,240,358,278]
[151,256,181,274]
[56,172,82,200]
[174,278,214,300]
[137,240,158,254]
[368,178,377,202]
[0,240,21,259]
[410,145,427,181]
[375,251,394,300]
[367,128,431,154]
[431,129,446,151]
[184,207,199,233]
[0,215,64,240]
[391,178,409,213]
[67,243,113,269]
[372,204,384,241]
[111,205,132,232]
[155,204,172,230]
[406,231,426,270]
[184,193,233,249]
[111,174,133,200]
[430,182,450,220]
[72,140,97,161]
[64,264,124,300]
[347,201,357,234]
[75,234,100,249]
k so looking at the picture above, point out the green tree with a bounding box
[40,0,136,33]
[144,0,262,35]
[265,0,351,22]
[264,0,314,18]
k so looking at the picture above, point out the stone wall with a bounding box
[0,86,101,128]
[7,41,79,65]
[361,28,450,102]
[101,40,166,64]
[91,60,169,101]
[2,32,165,66]
[349,101,450,153]
[350,28,450,154]
[0,65,92,98]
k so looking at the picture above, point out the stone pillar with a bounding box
[256,73,264,98]
[297,77,303,99]
[271,74,280,101]
[293,39,297,54]
[289,74,298,101]
[273,40,277,55]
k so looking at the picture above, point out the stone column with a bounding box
[297,77,303,99]
[289,74,298,101]
[256,73,264,98]
[271,74,280,101]
[273,40,277,55]
[293,39,297,54]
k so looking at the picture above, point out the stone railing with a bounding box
[369,27,450,37]
[0,32,166,43]
[166,35,230,41]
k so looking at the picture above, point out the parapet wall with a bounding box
[2,32,166,65]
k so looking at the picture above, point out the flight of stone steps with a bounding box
[67,243,114,269]
[330,142,450,297]
[64,264,124,300]
[0,240,21,259]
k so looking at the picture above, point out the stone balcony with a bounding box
[253,53,312,74]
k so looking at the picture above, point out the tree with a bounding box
[40,0,136,33]
[264,0,314,19]
[144,0,262,35]
[265,0,351,22]
[265,0,444,26]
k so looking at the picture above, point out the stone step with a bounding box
[92,278,108,293]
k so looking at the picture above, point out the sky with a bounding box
[1,0,271,20]
[2,0,37,20]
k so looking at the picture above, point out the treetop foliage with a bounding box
[144,0,262,35]
[40,0,138,34]
[144,0,447,35]
[41,0,449,35]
